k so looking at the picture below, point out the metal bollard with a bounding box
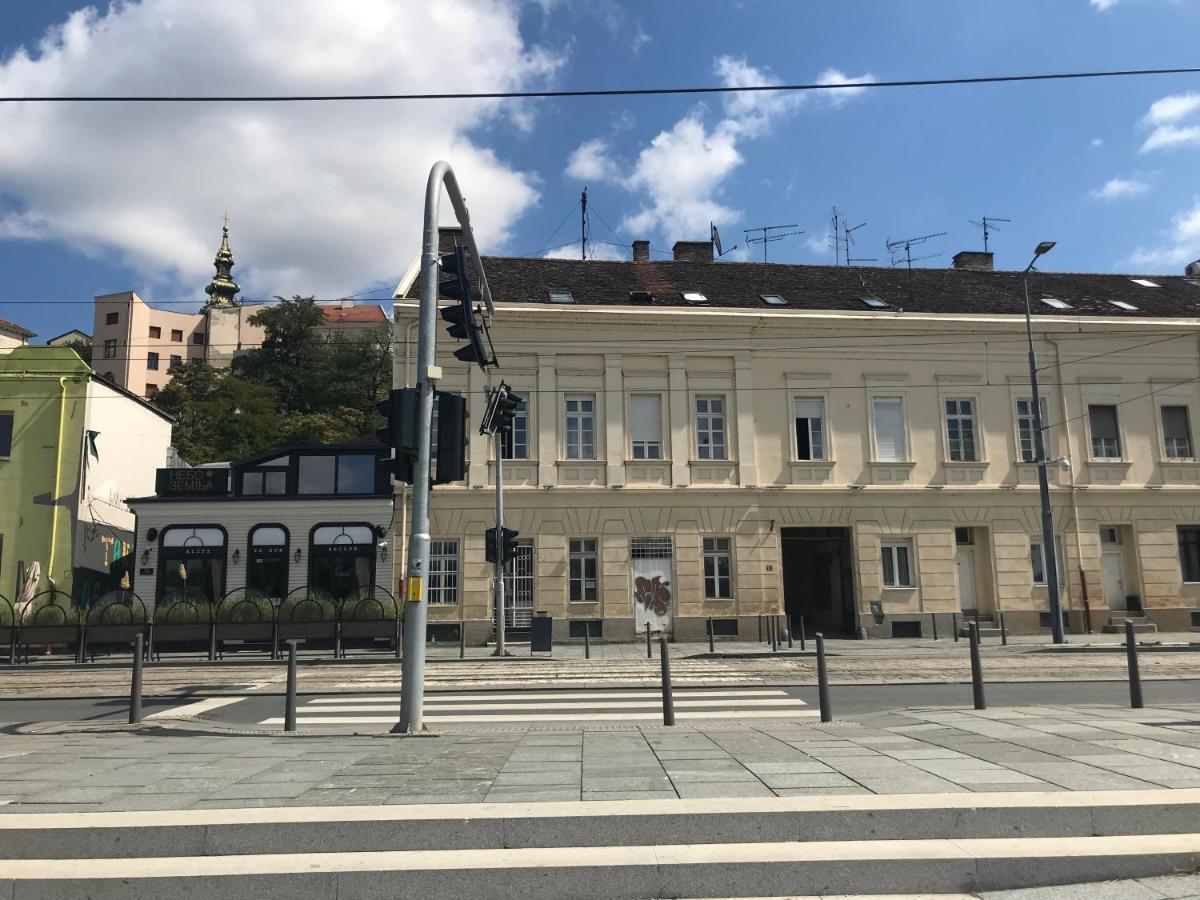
[459,624,466,659]
[798,615,807,652]
[968,622,986,710]
[952,612,959,642]
[815,633,832,723]
[284,640,298,732]
[769,616,778,652]
[931,613,938,641]
[785,614,794,649]
[758,615,763,643]
[646,622,652,659]
[1000,612,1008,646]
[584,623,591,659]
[707,617,715,653]
[1125,619,1144,709]
[128,634,143,724]
[208,621,217,661]
[659,635,675,726]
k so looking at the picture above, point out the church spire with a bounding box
[204,215,241,308]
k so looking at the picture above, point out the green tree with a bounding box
[236,296,326,414]
[153,363,282,464]
[62,339,93,365]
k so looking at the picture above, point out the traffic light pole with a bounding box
[396,161,492,734]
[494,430,507,657]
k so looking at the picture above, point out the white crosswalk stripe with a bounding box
[259,688,814,726]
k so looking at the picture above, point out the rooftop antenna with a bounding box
[843,219,876,266]
[580,187,589,260]
[968,216,1011,253]
[830,208,842,265]
[886,230,947,303]
[744,223,804,264]
[710,222,739,257]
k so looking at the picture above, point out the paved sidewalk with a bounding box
[3,702,1199,812]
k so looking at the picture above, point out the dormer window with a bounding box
[629,290,654,304]
[1109,300,1138,311]
[548,290,574,304]
[860,296,889,309]
[1130,278,1160,288]
[1040,297,1072,310]
[683,292,708,305]
[761,294,787,306]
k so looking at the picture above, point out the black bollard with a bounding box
[769,616,777,652]
[584,622,591,659]
[707,617,715,653]
[931,613,938,641]
[1125,619,1144,709]
[646,622,652,659]
[952,612,959,642]
[1000,612,1008,646]
[659,635,675,726]
[815,632,832,723]
[968,622,986,710]
[798,615,807,652]
[128,634,143,724]
[758,615,763,643]
[785,614,794,649]
[459,623,466,659]
[284,640,298,732]
[208,621,217,661]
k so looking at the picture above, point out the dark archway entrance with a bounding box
[781,527,856,637]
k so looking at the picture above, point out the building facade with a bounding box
[0,347,173,603]
[395,239,1200,642]
[0,316,34,353]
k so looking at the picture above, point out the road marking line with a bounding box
[259,710,820,725]
[146,697,246,719]
[308,689,790,704]
[301,698,808,712]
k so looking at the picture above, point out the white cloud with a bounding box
[1145,92,1200,125]
[544,241,625,261]
[1090,0,1119,9]
[1129,199,1200,269]
[805,233,832,256]
[0,1,561,301]
[713,55,804,137]
[565,138,622,182]
[1090,174,1152,200]
[1140,92,1200,153]
[1141,124,1200,153]
[1090,137,1105,148]
[815,68,876,108]
[631,21,652,55]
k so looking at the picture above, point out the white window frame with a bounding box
[102,338,117,360]
[702,536,734,600]
[568,538,599,603]
[629,393,664,461]
[563,394,596,460]
[871,396,908,463]
[1087,403,1123,460]
[943,397,979,462]
[880,539,915,588]
[427,539,459,605]
[792,396,827,461]
[694,394,728,460]
[1030,537,1065,587]
[1015,397,1048,464]
[500,396,529,460]
[1160,403,1194,460]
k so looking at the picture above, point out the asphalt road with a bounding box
[1,679,1196,729]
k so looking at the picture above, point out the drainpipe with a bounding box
[1048,336,1093,633]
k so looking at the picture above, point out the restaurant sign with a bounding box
[155,467,230,497]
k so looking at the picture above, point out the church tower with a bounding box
[203,218,241,308]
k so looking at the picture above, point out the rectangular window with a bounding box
[702,537,733,599]
[944,398,977,461]
[169,355,182,370]
[500,398,528,460]
[881,540,914,587]
[630,394,663,460]
[146,351,159,371]
[170,329,183,342]
[191,357,203,366]
[1178,527,1200,583]
[793,397,825,460]
[105,311,118,325]
[1089,404,1121,459]
[568,538,598,602]
[872,397,907,462]
[428,540,460,604]
[1016,398,1047,463]
[103,338,117,359]
[1162,405,1193,459]
[149,326,161,339]
[144,384,158,398]
[192,332,205,345]
[695,395,727,460]
[297,455,336,494]
[1030,539,1065,586]
[0,412,13,457]
[564,394,595,460]
[336,454,375,494]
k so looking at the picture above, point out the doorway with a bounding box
[494,541,534,639]
[1099,525,1139,612]
[954,526,994,616]
[781,527,856,636]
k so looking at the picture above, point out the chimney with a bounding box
[1186,259,1200,277]
[673,240,714,263]
[632,240,650,262]
[952,250,994,271]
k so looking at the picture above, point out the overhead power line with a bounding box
[1,66,1198,103]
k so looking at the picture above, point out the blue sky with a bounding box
[0,0,1198,342]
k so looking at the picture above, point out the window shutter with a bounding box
[1163,406,1189,441]
[873,399,905,461]
[630,395,661,443]
[1090,405,1119,440]
[793,398,823,420]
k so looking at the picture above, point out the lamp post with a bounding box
[1022,240,1066,644]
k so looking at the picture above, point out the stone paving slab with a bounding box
[1,703,1199,811]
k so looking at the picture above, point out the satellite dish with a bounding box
[710,222,723,257]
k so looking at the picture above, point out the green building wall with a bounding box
[0,348,90,602]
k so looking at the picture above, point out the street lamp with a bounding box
[1022,240,1066,644]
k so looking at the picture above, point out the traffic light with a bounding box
[439,243,496,368]
[375,388,466,486]
[376,388,419,482]
[432,391,468,485]
[480,382,524,436]
[485,527,520,564]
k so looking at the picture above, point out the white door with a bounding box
[631,537,674,636]
[1101,551,1126,611]
[955,547,977,612]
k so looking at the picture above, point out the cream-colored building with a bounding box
[396,238,1200,642]
[0,316,34,353]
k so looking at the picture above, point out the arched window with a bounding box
[159,526,227,603]
[247,525,289,601]
[309,524,376,600]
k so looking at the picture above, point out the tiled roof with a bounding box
[433,256,1200,320]
[321,304,388,324]
[0,316,35,338]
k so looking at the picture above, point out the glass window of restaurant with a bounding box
[159,526,227,603]
[309,524,376,600]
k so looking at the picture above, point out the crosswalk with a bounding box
[258,688,815,727]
